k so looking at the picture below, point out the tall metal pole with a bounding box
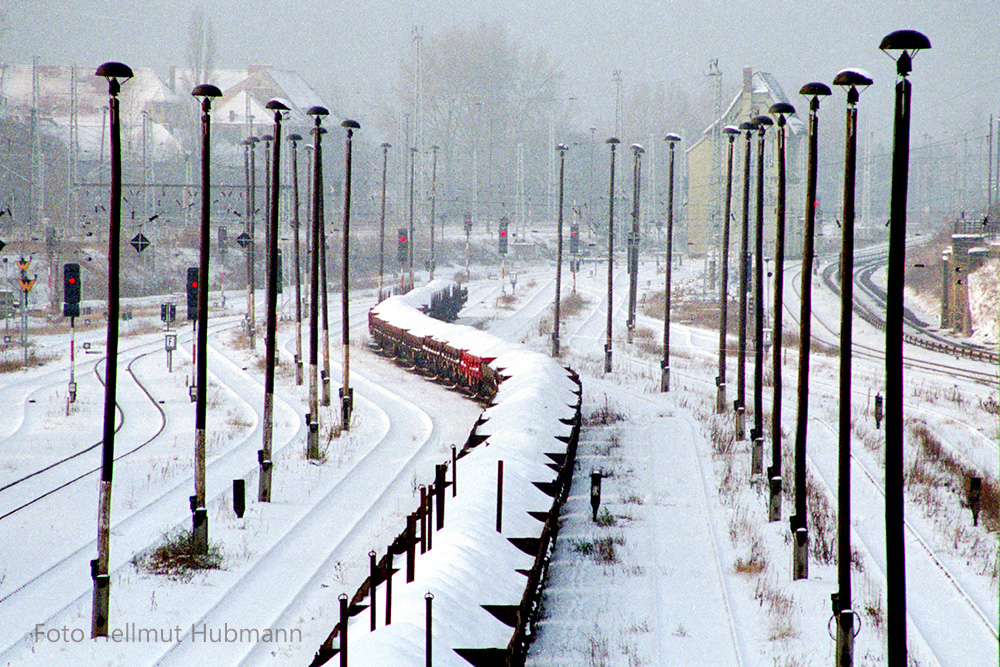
[833,68,871,667]
[92,60,132,638]
[261,100,287,502]
[248,135,258,350]
[378,142,391,300]
[289,133,304,386]
[791,83,830,582]
[306,106,328,459]
[717,126,739,412]
[553,144,568,357]
[319,127,332,408]
[191,83,222,547]
[626,144,644,343]
[604,138,620,374]
[735,120,756,438]
[880,30,930,667]
[751,115,772,477]
[768,103,794,522]
[662,134,680,391]
[408,146,417,288]
[429,144,438,281]
[340,120,360,431]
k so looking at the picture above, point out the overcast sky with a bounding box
[4,0,999,146]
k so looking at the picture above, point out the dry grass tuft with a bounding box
[132,529,224,581]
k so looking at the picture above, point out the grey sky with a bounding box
[3,0,998,144]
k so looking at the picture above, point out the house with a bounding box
[684,67,807,259]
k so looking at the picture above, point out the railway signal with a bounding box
[398,228,408,265]
[186,267,199,320]
[570,223,579,255]
[498,217,509,255]
[63,263,81,318]
[463,212,472,234]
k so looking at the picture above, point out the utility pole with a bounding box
[306,106,329,460]
[833,66,871,667]
[91,60,132,639]
[288,133,304,386]
[378,143,391,300]
[750,115,772,478]
[408,146,417,288]
[191,83,222,547]
[717,126,740,413]
[552,144,568,357]
[340,119,360,431]
[662,134,681,392]
[735,120,756,439]
[791,82,830,582]
[626,144,644,343]
[880,30,931,667]
[604,137,620,374]
[767,102,794,522]
[261,99,288,503]
[429,144,438,281]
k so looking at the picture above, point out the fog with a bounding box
[4,0,998,140]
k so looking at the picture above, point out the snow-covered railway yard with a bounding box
[0,251,997,666]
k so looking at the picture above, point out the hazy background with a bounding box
[3,0,1000,238]
[3,0,997,140]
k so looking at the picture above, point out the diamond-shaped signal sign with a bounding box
[236,232,252,249]
[131,233,150,253]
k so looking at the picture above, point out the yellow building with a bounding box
[685,67,806,259]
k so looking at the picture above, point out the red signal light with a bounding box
[68,277,77,284]
[191,281,198,289]
[500,230,507,237]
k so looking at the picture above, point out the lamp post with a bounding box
[604,137,620,374]
[735,120,756,438]
[246,135,259,350]
[340,119,360,431]
[288,132,304,385]
[553,143,568,357]
[306,105,328,460]
[408,146,417,288]
[717,126,740,412]
[260,99,288,502]
[750,115,772,477]
[767,102,794,523]
[791,82,831,582]
[92,60,132,638]
[880,29,931,667]
[318,125,332,408]
[662,133,681,391]
[832,66,873,667]
[191,83,222,545]
[378,142,391,301]
[429,144,438,281]
[626,143,644,343]
[261,133,274,281]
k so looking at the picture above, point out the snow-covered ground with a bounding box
[0,236,997,666]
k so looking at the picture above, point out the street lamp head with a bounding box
[265,98,290,112]
[307,106,329,130]
[723,125,741,140]
[342,119,361,130]
[631,143,645,154]
[287,133,303,143]
[769,102,795,128]
[95,61,133,96]
[246,136,259,146]
[381,142,392,150]
[606,137,620,145]
[880,29,931,76]
[739,120,757,134]
[191,84,222,99]
[191,83,222,112]
[752,115,773,134]
[834,68,874,105]
[260,134,274,143]
[664,133,682,144]
[799,82,832,111]
[556,143,568,153]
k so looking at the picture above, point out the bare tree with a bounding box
[186,7,217,87]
